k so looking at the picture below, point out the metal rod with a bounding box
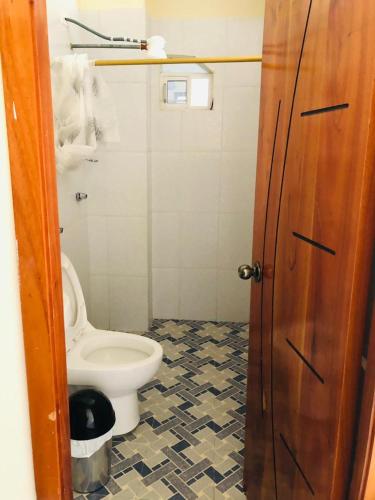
[65,17,146,44]
[71,43,142,50]
[93,56,262,66]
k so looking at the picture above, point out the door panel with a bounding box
[244,0,313,497]
[245,0,375,498]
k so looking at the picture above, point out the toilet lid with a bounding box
[61,252,88,350]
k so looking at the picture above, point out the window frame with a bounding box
[160,73,214,111]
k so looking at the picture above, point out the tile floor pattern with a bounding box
[74,319,248,500]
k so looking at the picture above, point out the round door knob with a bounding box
[238,262,262,282]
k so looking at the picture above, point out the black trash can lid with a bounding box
[69,389,116,440]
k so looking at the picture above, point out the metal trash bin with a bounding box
[69,389,116,493]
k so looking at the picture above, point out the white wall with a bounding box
[0,61,36,500]
[47,0,263,328]
[149,14,263,322]
[47,0,91,306]
[83,7,151,332]
[47,1,151,332]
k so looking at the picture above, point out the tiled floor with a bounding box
[74,319,248,500]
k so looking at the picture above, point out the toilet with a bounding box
[61,252,163,435]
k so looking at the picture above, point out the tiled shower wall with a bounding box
[47,0,91,303]
[149,15,263,322]
[47,0,263,330]
[47,1,152,332]
[83,8,151,332]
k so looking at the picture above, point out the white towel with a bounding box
[51,54,119,173]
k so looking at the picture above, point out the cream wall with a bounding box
[78,0,145,9]
[147,0,264,18]
[77,0,265,17]
[0,62,36,500]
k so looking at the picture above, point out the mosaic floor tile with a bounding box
[74,320,248,499]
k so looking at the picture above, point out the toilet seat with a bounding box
[61,252,89,351]
[68,330,161,372]
[61,252,163,435]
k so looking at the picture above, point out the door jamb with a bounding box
[349,285,375,499]
[0,0,71,498]
[1,1,375,499]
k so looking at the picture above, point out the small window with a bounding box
[191,77,210,107]
[166,79,188,105]
[160,61,213,110]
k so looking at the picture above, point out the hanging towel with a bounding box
[51,54,119,173]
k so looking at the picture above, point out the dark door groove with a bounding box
[286,338,325,384]
[280,434,315,496]
[301,103,349,117]
[292,231,336,255]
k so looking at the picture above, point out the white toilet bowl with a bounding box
[61,253,163,435]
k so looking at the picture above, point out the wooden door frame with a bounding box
[0,1,71,498]
[349,271,375,500]
[0,0,374,499]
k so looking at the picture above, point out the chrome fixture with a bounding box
[65,17,167,58]
[75,192,88,202]
[65,17,147,49]
[238,262,262,282]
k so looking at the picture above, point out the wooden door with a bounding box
[244,0,375,498]
[0,1,71,498]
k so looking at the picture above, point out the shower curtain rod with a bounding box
[91,56,262,66]
[65,19,262,65]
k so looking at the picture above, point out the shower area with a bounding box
[47,0,264,497]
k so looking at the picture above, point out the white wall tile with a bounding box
[97,64,147,85]
[217,270,250,323]
[222,86,260,151]
[106,153,148,216]
[75,10,100,38]
[150,86,182,151]
[226,17,264,55]
[88,215,108,275]
[218,213,253,270]
[152,268,179,319]
[47,0,78,55]
[181,213,218,268]
[106,82,147,152]
[181,107,222,152]
[60,217,89,303]
[148,18,185,55]
[223,63,262,88]
[151,153,184,212]
[149,66,160,88]
[87,151,147,217]
[109,276,149,331]
[57,166,90,227]
[180,153,220,212]
[182,19,228,57]
[98,7,146,38]
[88,275,110,330]
[222,15,263,93]
[86,155,109,216]
[180,269,217,321]
[152,213,180,268]
[220,152,257,213]
[107,216,148,276]
[50,1,152,332]
[151,110,182,152]
[149,14,262,322]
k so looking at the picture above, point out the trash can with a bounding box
[69,389,116,493]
